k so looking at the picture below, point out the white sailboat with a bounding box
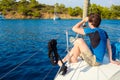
[54,55,120,80]
[53,3,60,20]
[53,14,60,21]
[54,0,120,80]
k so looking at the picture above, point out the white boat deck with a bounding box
[54,56,120,80]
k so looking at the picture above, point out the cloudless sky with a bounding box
[36,0,120,8]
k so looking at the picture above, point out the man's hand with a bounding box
[110,60,120,65]
[83,17,89,23]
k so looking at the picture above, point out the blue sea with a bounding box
[0,19,120,80]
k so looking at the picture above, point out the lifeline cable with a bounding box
[0,49,41,80]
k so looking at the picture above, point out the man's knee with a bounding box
[74,38,85,45]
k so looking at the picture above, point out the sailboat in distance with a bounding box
[53,3,61,20]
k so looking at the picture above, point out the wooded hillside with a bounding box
[0,0,120,19]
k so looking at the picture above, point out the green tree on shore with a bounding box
[110,5,120,19]
[0,0,120,19]
[17,0,29,15]
[68,7,82,17]
[0,0,16,15]
[89,4,120,19]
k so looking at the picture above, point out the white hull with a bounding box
[53,16,60,21]
[54,55,120,80]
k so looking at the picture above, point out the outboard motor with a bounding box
[48,39,67,75]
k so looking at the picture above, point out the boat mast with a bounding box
[83,0,90,19]
[77,0,90,38]
[54,3,57,16]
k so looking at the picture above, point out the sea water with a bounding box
[0,19,120,80]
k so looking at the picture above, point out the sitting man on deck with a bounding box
[58,13,120,66]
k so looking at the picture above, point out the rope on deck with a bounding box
[70,60,82,80]
[109,70,120,80]
[97,67,109,80]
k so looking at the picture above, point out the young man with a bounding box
[58,13,120,66]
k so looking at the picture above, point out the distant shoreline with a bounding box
[3,13,120,20]
[3,13,83,20]
[4,15,120,20]
[3,18,120,20]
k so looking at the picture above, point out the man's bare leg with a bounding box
[58,45,80,66]
[58,38,90,66]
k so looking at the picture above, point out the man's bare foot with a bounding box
[58,60,63,66]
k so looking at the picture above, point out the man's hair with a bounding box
[88,13,101,27]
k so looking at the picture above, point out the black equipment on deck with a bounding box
[48,39,67,75]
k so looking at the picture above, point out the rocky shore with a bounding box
[4,13,82,19]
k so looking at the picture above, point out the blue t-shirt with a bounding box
[84,27,108,63]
